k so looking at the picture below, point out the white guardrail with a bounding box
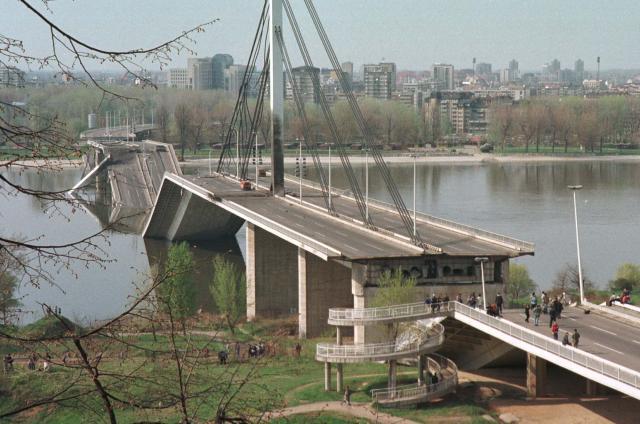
[287,174,535,252]
[371,354,458,404]
[316,323,444,362]
[452,302,640,391]
[328,301,452,325]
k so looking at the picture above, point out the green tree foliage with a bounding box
[0,251,23,326]
[210,255,246,334]
[506,263,536,302]
[371,269,417,308]
[609,263,640,292]
[371,269,417,339]
[157,242,195,333]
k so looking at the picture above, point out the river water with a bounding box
[2,159,639,323]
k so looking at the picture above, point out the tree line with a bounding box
[489,96,640,153]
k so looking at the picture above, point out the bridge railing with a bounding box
[328,302,452,325]
[286,174,534,252]
[371,354,458,403]
[452,301,640,390]
[316,323,444,361]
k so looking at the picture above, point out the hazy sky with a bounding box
[4,0,639,72]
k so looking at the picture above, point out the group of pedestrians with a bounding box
[523,291,580,348]
[5,352,54,373]
[608,287,632,306]
[424,293,450,312]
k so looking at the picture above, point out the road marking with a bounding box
[593,342,624,355]
[590,325,617,336]
[633,340,640,345]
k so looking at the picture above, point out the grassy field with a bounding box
[0,317,494,423]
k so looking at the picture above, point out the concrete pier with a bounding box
[298,249,352,338]
[247,224,298,319]
[526,353,547,398]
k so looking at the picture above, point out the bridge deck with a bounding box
[501,307,640,373]
[183,173,531,259]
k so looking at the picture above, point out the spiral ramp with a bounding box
[316,302,458,406]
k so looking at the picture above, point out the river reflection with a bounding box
[2,159,639,322]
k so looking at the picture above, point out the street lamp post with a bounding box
[412,154,417,237]
[475,257,489,312]
[234,129,240,178]
[328,144,332,209]
[568,185,585,305]
[365,148,369,222]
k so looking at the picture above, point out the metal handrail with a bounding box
[452,301,640,390]
[316,323,444,361]
[329,302,452,325]
[371,354,458,403]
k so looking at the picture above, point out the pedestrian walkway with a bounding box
[266,401,419,423]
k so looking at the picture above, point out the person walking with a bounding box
[342,385,351,406]
[551,321,559,341]
[562,332,570,346]
[524,304,530,323]
[495,293,504,316]
[530,292,537,308]
[549,307,557,328]
[542,291,549,314]
[555,298,564,320]
[572,329,580,348]
[533,304,542,326]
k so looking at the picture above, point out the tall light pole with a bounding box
[412,154,417,237]
[299,140,303,204]
[328,144,332,209]
[234,128,240,178]
[568,185,585,305]
[365,148,369,222]
[475,257,489,312]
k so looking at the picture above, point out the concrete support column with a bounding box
[526,353,547,398]
[246,224,298,321]
[351,263,367,344]
[586,379,600,396]
[418,355,425,385]
[324,362,332,391]
[388,359,398,391]
[336,327,343,393]
[298,249,352,338]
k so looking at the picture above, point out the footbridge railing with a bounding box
[371,354,458,405]
[452,302,640,395]
[328,302,452,326]
[316,323,444,363]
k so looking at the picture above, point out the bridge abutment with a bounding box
[246,223,298,319]
[526,353,547,398]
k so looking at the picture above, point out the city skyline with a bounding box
[3,0,639,72]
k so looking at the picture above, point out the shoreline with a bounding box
[8,153,640,169]
[181,153,640,167]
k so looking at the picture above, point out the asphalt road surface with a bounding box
[502,306,640,373]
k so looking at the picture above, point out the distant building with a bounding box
[341,61,354,79]
[224,64,260,97]
[575,59,585,83]
[287,66,321,103]
[508,59,519,80]
[212,54,234,89]
[363,63,394,99]
[167,68,191,89]
[380,62,397,91]
[0,67,25,87]
[433,64,454,90]
[475,63,492,76]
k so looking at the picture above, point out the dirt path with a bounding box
[266,401,419,423]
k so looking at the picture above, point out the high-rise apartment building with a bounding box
[508,59,519,80]
[287,66,321,103]
[363,63,394,99]
[167,68,191,89]
[341,61,354,79]
[380,62,397,91]
[433,64,454,90]
[224,64,260,97]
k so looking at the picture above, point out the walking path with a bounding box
[266,401,419,423]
